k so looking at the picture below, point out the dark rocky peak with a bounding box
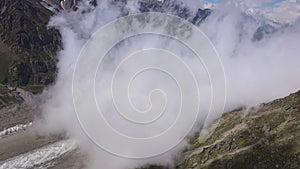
[192,8,212,25]
[252,23,278,41]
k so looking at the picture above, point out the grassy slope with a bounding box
[178,91,300,169]
[138,91,300,169]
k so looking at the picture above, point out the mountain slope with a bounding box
[178,91,300,169]
[0,0,61,93]
[140,91,300,169]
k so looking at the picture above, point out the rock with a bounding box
[192,8,212,25]
[0,0,61,93]
[191,162,197,168]
[252,24,278,41]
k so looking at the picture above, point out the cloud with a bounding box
[40,1,300,168]
[198,0,300,23]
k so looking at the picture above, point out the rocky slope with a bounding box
[140,91,300,169]
[0,84,39,130]
[177,91,300,169]
[0,0,62,135]
[0,0,61,93]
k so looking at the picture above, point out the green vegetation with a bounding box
[177,91,300,169]
[0,52,10,83]
[21,85,45,94]
[141,91,300,169]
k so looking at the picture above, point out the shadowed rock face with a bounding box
[252,24,278,41]
[0,0,61,93]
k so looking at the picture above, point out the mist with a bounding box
[40,0,300,169]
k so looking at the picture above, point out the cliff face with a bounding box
[0,0,61,93]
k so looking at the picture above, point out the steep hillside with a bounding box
[178,91,300,169]
[0,0,61,93]
[139,91,300,169]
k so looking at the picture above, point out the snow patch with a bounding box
[0,139,77,169]
[0,122,33,139]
